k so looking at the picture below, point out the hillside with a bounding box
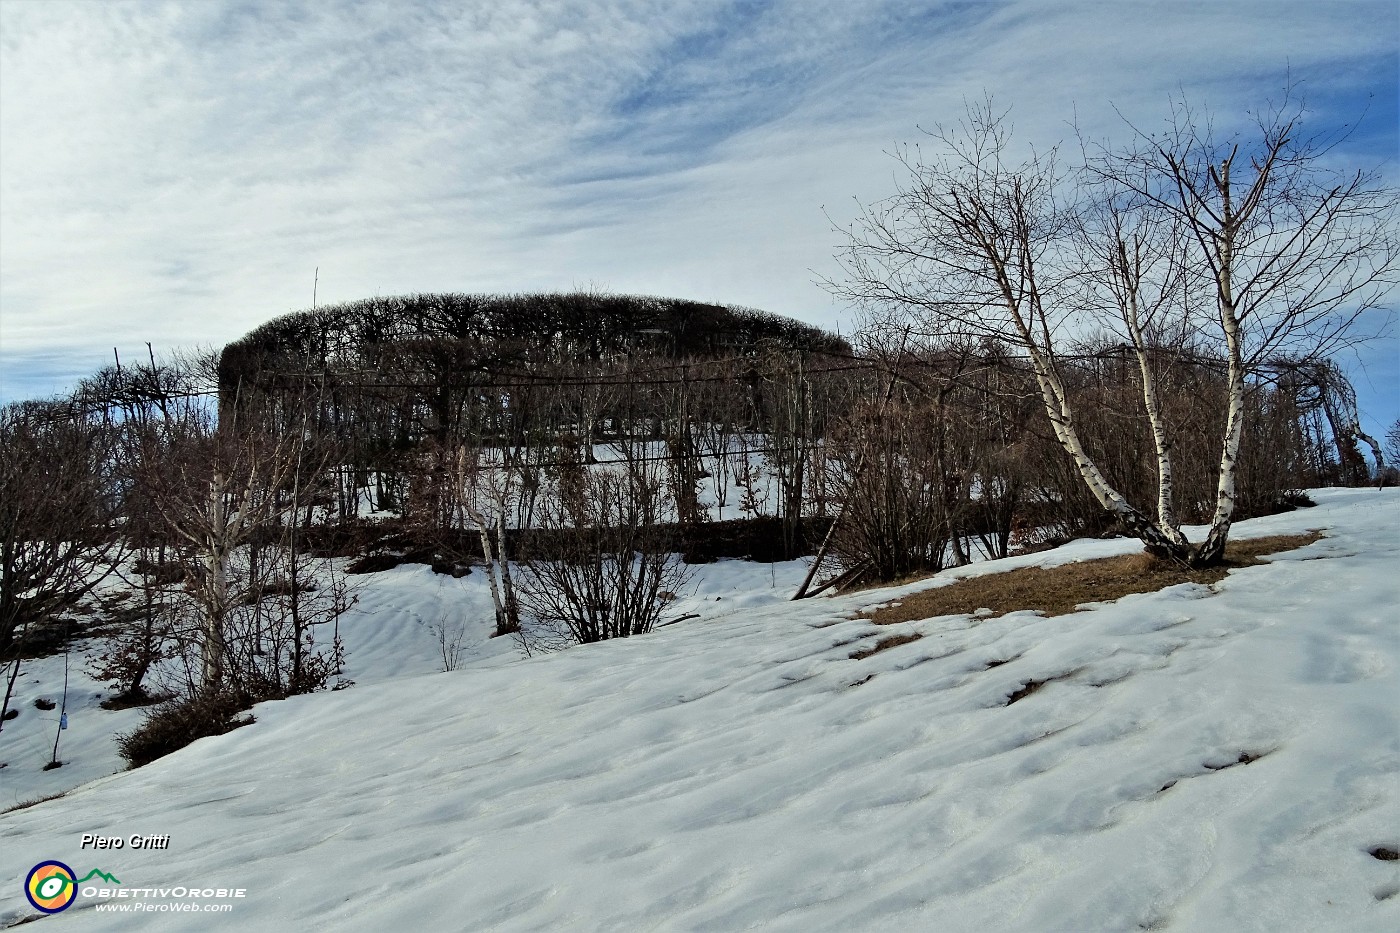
[2,489,1397,931]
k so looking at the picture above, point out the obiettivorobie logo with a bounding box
[24,861,121,913]
[23,860,247,916]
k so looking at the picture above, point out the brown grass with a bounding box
[867,532,1321,627]
[1,789,69,814]
[849,631,924,660]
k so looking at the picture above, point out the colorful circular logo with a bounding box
[25,861,77,913]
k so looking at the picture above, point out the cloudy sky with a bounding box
[1,0,1396,428]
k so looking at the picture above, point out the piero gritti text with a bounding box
[80,833,171,850]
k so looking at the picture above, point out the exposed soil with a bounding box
[848,632,923,660]
[867,533,1322,627]
[1203,750,1266,770]
[100,689,174,711]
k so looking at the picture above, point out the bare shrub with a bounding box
[117,690,261,769]
[516,442,693,649]
[426,613,469,672]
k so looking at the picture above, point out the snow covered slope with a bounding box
[0,555,813,808]
[2,489,1397,931]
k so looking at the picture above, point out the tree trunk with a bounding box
[1196,312,1245,567]
[494,492,520,636]
[1125,293,1188,549]
[201,471,230,692]
[1196,160,1243,568]
[1021,327,1192,565]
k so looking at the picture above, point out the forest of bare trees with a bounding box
[0,296,1383,767]
[1,95,1393,768]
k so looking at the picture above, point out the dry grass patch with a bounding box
[849,631,924,660]
[1,789,69,814]
[868,532,1322,627]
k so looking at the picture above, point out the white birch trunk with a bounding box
[1026,347,1128,512]
[1199,307,1245,565]
[1125,293,1189,548]
[466,500,507,634]
[493,485,519,635]
[1198,156,1244,566]
[1000,273,1137,523]
[455,446,516,637]
[1354,426,1385,487]
[1017,316,1191,561]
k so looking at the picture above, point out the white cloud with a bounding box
[1,0,1395,414]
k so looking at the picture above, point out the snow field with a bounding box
[0,555,812,807]
[0,488,1396,931]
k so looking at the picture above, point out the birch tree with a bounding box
[144,407,299,694]
[831,96,1397,566]
[830,100,1190,560]
[449,444,520,637]
[1098,94,1399,562]
[1074,164,1201,550]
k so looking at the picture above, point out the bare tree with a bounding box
[141,401,300,695]
[1,401,124,727]
[757,350,816,558]
[447,443,521,638]
[662,363,706,526]
[85,557,181,707]
[831,95,1397,566]
[425,610,469,672]
[829,101,1182,554]
[515,439,692,648]
[1099,92,1399,560]
[694,382,740,521]
[1074,162,1202,549]
[76,353,194,706]
[1298,359,1386,486]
